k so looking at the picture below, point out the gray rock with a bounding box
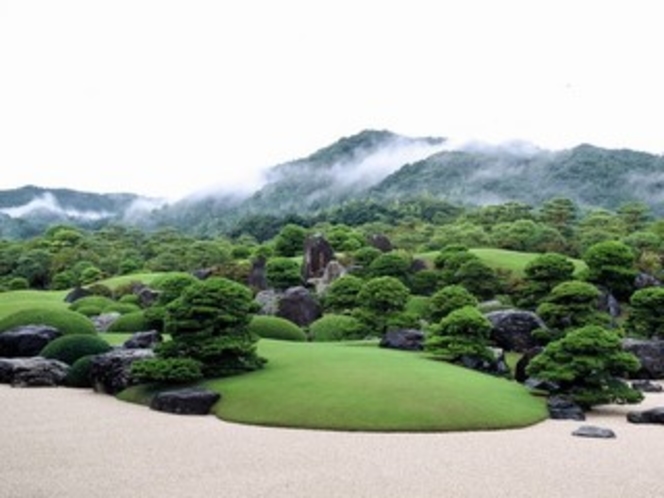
[627,407,664,424]
[379,329,425,351]
[458,348,510,377]
[635,272,662,290]
[598,289,621,318]
[572,426,616,439]
[247,256,268,291]
[136,287,160,308]
[524,377,560,392]
[123,330,162,349]
[547,395,586,421]
[367,234,393,252]
[0,325,61,357]
[0,357,69,387]
[92,312,121,332]
[150,388,221,415]
[622,338,664,379]
[631,380,663,393]
[255,289,280,316]
[90,348,154,395]
[486,310,545,352]
[311,260,347,295]
[276,286,322,327]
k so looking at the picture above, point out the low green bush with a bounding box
[0,308,97,336]
[40,334,112,365]
[103,302,141,315]
[130,357,204,384]
[118,294,141,306]
[405,295,431,317]
[69,296,115,312]
[106,311,149,333]
[75,305,104,317]
[248,315,307,341]
[310,314,365,341]
[64,354,96,388]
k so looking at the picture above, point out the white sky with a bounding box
[1,1,663,200]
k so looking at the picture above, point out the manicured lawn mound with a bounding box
[0,290,69,320]
[248,315,307,341]
[106,311,149,333]
[0,308,97,336]
[204,340,547,431]
[40,334,112,365]
[309,314,365,341]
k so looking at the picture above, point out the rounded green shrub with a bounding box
[0,308,97,336]
[64,354,96,388]
[130,357,204,384]
[8,277,30,290]
[119,294,141,306]
[75,305,105,317]
[248,315,307,341]
[151,272,198,305]
[309,314,365,341]
[103,302,141,315]
[69,295,115,312]
[405,295,431,317]
[107,311,149,333]
[40,334,112,365]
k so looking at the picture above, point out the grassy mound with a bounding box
[40,334,112,365]
[0,308,97,335]
[309,314,364,341]
[69,296,115,312]
[106,311,148,333]
[121,340,547,432]
[248,315,307,341]
[0,290,69,321]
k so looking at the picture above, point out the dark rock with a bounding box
[123,330,162,349]
[514,347,543,383]
[150,388,221,415]
[379,329,425,351]
[547,395,586,421]
[247,256,268,291]
[458,348,510,377]
[192,268,214,280]
[255,289,280,316]
[486,310,546,352]
[597,289,621,319]
[635,272,662,290]
[409,259,428,273]
[0,357,69,387]
[631,380,663,393]
[572,426,616,439]
[136,287,160,308]
[367,234,393,252]
[64,286,92,303]
[90,348,154,395]
[524,377,560,392]
[92,312,121,332]
[302,234,335,281]
[276,286,322,327]
[622,338,664,379]
[627,407,664,424]
[0,325,61,357]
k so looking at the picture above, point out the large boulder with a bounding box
[90,348,154,395]
[136,286,160,308]
[627,407,664,424]
[276,286,322,327]
[0,325,61,357]
[547,395,585,421]
[123,330,162,349]
[514,347,544,383]
[310,260,347,295]
[379,329,425,351]
[622,338,664,379]
[150,388,221,415]
[631,380,663,393]
[255,289,280,316]
[459,348,510,377]
[486,310,545,352]
[635,272,662,290]
[92,312,121,332]
[367,234,393,252]
[247,256,268,291]
[597,289,621,319]
[0,357,69,387]
[302,234,335,281]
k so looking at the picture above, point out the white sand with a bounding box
[1,385,663,498]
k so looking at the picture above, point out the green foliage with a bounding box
[273,224,307,257]
[405,295,431,317]
[322,275,364,312]
[130,357,204,384]
[351,246,382,269]
[428,285,478,322]
[526,325,643,409]
[426,305,493,362]
[309,314,366,341]
[583,240,637,300]
[103,302,141,315]
[265,257,302,290]
[0,308,97,336]
[106,311,149,333]
[357,276,410,315]
[69,295,115,312]
[517,252,576,309]
[40,334,111,365]
[151,272,198,305]
[64,354,95,388]
[408,269,441,296]
[75,305,104,317]
[8,277,29,290]
[626,287,664,338]
[368,252,411,282]
[248,315,307,342]
[453,259,501,300]
[433,244,471,270]
[118,294,140,306]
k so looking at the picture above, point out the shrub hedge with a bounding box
[40,334,112,365]
[0,308,97,336]
[248,315,307,342]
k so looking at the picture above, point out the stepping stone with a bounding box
[150,388,221,415]
[572,426,616,439]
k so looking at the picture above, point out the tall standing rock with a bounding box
[302,234,335,282]
[248,256,268,291]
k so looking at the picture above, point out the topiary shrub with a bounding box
[40,334,112,365]
[0,308,97,336]
[248,315,307,342]
[106,311,149,333]
[151,273,198,306]
[405,295,431,317]
[428,285,478,322]
[75,305,105,317]
[309,314,366,341]
[425,305,493,362]
[64,354,96,388]
[323,275,364,313]
[130,357,204,384]
[119,294,141,306]
[8,277,30,290]
[86,283,114,298]
[69,295,116,312]
[103,302,141,315]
